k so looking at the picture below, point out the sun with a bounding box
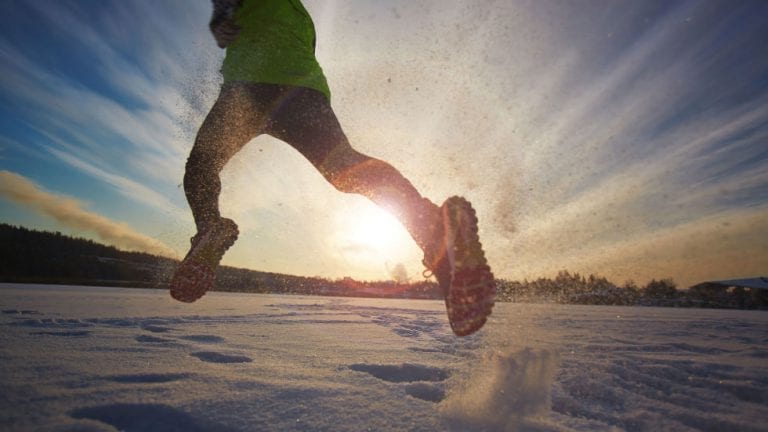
[332,198,424,280]
[348,203,408,252]
[334,199,420,258]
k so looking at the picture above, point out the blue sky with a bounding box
[1,0,767,287]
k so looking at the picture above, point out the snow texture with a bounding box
[1,283,766,431]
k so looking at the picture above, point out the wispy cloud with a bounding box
[0,170,177,257]
[44,145,186,220]
[433,1,768,284]
[0,1,220,203]
[0,37,187,185]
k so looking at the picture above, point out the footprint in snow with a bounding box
[405,382,446,403]
[349,363,449,402]
[141,324,174,333]
[178,335,226,343]
[393,326,421,338]
[70,403,236,432]
[191,351,252,364]
[2,309,41,315]
[349,363,449,383]
[135,335,177,344]
[31,330,91,338]
[106,373,191,384]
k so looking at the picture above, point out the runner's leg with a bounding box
[184,82,273,233]
[266,86,440,250]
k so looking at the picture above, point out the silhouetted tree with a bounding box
[644,279,678,300]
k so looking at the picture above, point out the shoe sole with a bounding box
[170,218,238,303]
[444,197,496,336]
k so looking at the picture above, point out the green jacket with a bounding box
[221,0,331,100]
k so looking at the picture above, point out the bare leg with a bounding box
[265,86,440,250]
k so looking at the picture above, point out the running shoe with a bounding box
[441,196,496,336]
[170,217,239,303]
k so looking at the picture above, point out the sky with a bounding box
[1,0,767,288]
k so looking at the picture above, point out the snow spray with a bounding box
[441,348,560,431]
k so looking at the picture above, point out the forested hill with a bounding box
[0,223,176,287]
[0,223,441,299]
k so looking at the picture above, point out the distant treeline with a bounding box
[0,223,174,287]
[0,223,440,299]
[1,224,765,309]
[498,271,767,309]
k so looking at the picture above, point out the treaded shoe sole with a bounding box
[169,261,215,303]
[444,196,496,336]
[170,218,238,303]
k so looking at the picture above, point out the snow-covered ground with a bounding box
[1,284,766,432]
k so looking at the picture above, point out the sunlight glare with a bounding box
[349,204,408,252]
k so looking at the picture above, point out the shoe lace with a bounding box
[421,260,433,279]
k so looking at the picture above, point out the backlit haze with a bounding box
[1,0,766,287]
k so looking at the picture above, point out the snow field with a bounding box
[0,284,766,431]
